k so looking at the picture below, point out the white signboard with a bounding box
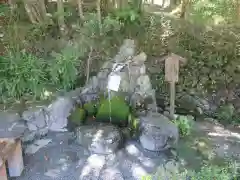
[107,75,121,91]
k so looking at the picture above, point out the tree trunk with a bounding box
[57,0,65,32]
[23,0,48,24]
[179,0,189,18]
[8,0,17,14]
[237,0,240,20]
[96,0,101,33]
[77,0,84,19]
[170,0,189,18]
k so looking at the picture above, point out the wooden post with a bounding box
[169,81,175,118]
[77,0,84,20]
[96,0,102,34]
[165,53,186,120]
[0,162,7,180]
[7,140,24,177]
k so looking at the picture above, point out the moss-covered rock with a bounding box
[68,107,86,126]
[95,96,130,127]
[83,101,98,117]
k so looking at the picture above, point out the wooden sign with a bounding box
[165,55,180,82]
[164,53,187,120]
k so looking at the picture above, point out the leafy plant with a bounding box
[173,115,193,137]
[49,44,82,90]
[154,162,239,180]
[0,4,10,17]
[215,103,235,124]
[113,3,141,26]
[0,51,47,100]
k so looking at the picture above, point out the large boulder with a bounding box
[139,112,179,151]
[75,124,123,155]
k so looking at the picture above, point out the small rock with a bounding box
[80,154,106,180]
[99,168,124,180]
[75,124,123,155]
[165,160,179,173]
[25,139,52,155]
[38,127,48,137]
[135,75,153,98]
[44,168,61,178]
[47,96,74,132]
[139,112,179,151]
[131,52,147,65]
[21,130,36,143]
[23,108,47,131]
[27,122,38,131]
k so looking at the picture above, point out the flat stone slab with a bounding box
[0,112,25,139]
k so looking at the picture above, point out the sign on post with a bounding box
[165,53,186,119]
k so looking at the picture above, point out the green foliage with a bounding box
[0,51,47,100]
[128,114,140,137]
[108,3,144,37]
[173,115,193,137]
[68,107,86,126]
[0,4,10,17]
[49,45,83,90]
[168,22,240,95]
[79,13,122,38]
[113,4,141,26]
[215,103,235,124]
[189,0,238,25]
[154,162,238,180]
[96,96,130,127]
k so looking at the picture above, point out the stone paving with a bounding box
[11,132,173,180]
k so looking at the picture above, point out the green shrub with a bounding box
[96,96,130,127]
[173,115,193,137]
[216,103,235,124]
[153,163,238,180]
[127,114,140,138]
[0,51,47,100]
[49,45,82,90]
[0,4,10,17]
[172,23,240,94]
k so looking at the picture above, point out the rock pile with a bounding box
[80,39,157,111]
[0,39,179,158]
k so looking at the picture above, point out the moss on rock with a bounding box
[68,107,86,126]
[95,96,130,127]
[83,101,98,117]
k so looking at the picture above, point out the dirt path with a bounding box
[195,120,240,161]
[177,120,240,171]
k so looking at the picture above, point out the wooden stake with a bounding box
[77,0,84,20]
[7,140,24,177]
[96,0,102,34]
[0,162,7,180]
[169,81,175,119]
